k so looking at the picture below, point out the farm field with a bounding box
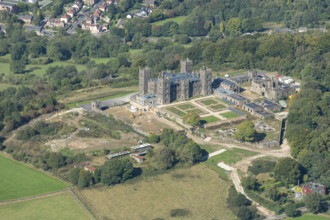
[152,16,188,25]
[286,214,330,220]
[76,165,236,220]
[0,154,66,201]
[0,192,93,220]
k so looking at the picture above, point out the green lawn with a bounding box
[286,214,330,220]
[199,99,218,106]
[209,104,226,111]
[90,57,111,64]
[186,108,205,114]
[166,107,186,117]
[220,111,241,119]
[201,115,221,124]
[0,192,93,220]
[152,16,188,25]
[176,103,195,110]
[0,155,66,201]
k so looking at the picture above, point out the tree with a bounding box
[154,146,175,170]
[273,158,302,186]
[148,133,160,143]
[267,187,280,202]
[241,175,258,191]
[182,112,201,126]
[69,168,81,185]
[78,171,89,188]
[101,158,134,185]
[304,192,323,214]
[285,203,300,217]
[227,187,251,208]
[237,206,253,220]
[234,121,257,142]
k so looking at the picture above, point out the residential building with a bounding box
[130,154,144,163]
[84,165,95,173]
[60,14,71,23]
[45,19,66,28]
[83,0,97,5]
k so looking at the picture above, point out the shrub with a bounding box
[285,203,300,217]
[248,160,276,175]
[16,126,39,140]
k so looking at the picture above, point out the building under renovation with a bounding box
[136,59,212,105]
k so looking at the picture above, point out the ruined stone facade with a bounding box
[138,59,212,105]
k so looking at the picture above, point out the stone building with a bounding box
[137,59,212,105]
[249,70,296,101]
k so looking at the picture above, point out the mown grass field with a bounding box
[0,154,66,201]
[152,16,188,25]
[77,165,236,220]
[201,115,221,124]
[220,111,241,119]
[0,192,93,220]
[166,106,186,117]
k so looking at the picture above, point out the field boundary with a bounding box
[70,189,98,220]
[0,189,70,205]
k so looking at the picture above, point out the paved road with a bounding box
[80,92,138,111]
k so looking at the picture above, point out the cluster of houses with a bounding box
[293,182,326,199]
[126,7,153,19]
[60,1,83,24]
[82,1,110,33]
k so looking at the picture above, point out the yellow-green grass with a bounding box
[0,55,86,76]
[152,16,188,25]
[166,106,186,117]
[220,111,241,119]
[201,115,221,124]
[176,103,195,110]
[209,104,226,111]
[90,57,111,64]
[186,108,205,114]
[0,154,66,201]
[66,91,134,108]
[286,214,330,220]
[204,148,258,179]
[77,165,236,220]
[0,192,93,220]
[199,99,218,106]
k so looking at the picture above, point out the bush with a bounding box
[16,126,39,140]
[237,206,253,220]
[248,160,276,175]
[285,203,300,217]
[304,192,323,214]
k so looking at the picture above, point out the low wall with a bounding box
[203,115,247,129]
[216,136,280,148]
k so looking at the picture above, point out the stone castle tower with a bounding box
[199,66,212,96]
[91,100,101,111]
[139,67,151,96]
[180,78,190,100]
[157,72,170,104]
[181,58,193,73]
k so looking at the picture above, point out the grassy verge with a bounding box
[0,154,66,201]
[0,192,93,220]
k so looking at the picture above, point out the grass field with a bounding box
[0,154,66,201]
[204,148,258,179]
[77,165,236,220]
[201,115,221,124]
[186,108,205,114]
[0,192,93,220]
[199,99,218,106]
[220,111,241,119]
[176,103,195,110]
[209,104,226,111]
[152,16,188,25]
[166,107,186,117]
[286,214,330,220]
